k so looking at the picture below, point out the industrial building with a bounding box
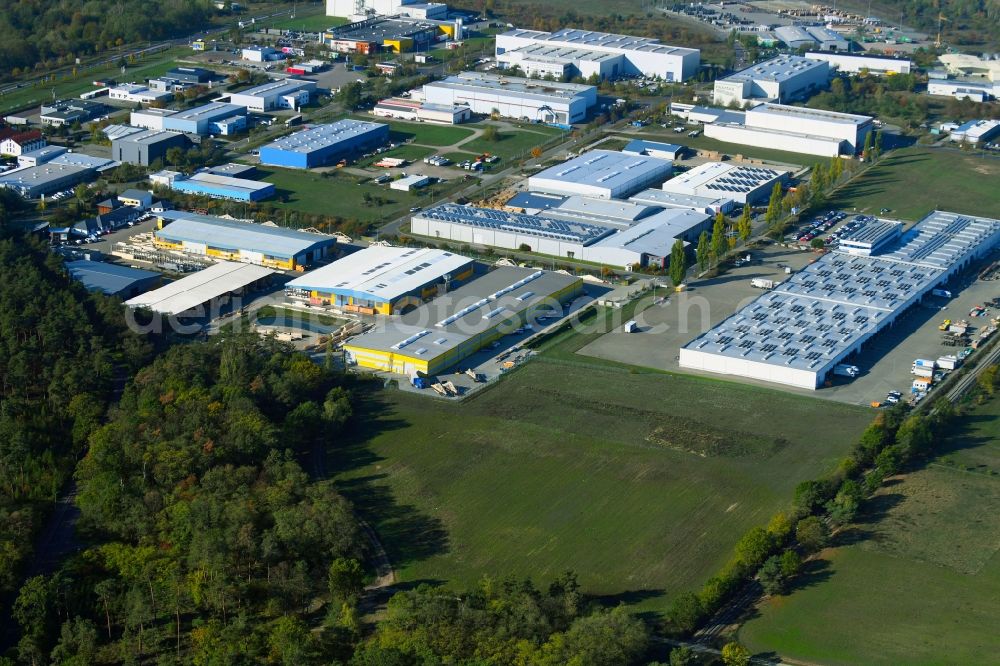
[285,245,474,314]
[804,51,912,75]
[713,55,829,107]
[118,189,153,209]
[837,219,903,255]
[327,0,448,18]
[773,25,849,51]
[242,46,281,62]
[17,145,67,168]
[154,212,336,270]
[411,200,710,268]
[166,67,215,84]
[928,78,999,102]
[131,102,248,135]
[111,130,189,166]
[151,170,275,201]
[661,162,788,206]
[373,97,472,124]
[48,152,118,172]
[419,72,596,124]
[938,53,1000,82]
[528,150,672,200]
[629,188,735,215]
[495,28,700,81]
[0,163,93,198]
[108,84,173,104]
[258,119,389,169]
[681,211,1000,389]
[704,103,874,157]
[0,129,45,157]
[323,15,456,53]
[39,99,109,127]
[620,139,684,161]
[66,260,161,298]
[949,119,1000,145]
[228,79,316,112]
[343,267,583,376]
[125,261,275,316]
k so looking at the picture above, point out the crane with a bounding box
[935,12,948,48]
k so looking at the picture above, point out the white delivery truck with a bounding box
[833,364,860,378]
[931,288,953,298]
[624,320,638,333]
[750,278,775,289]
[936,355,960,371]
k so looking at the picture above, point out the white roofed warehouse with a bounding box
[258,120,389,169]
[495,28,700,82]
[343,267,583,376]
[419,72,596,124]
[125,261,275,317]
[660,162,789,206]
[680,211,1000,390]
[285,246,475,315]
[228,79,316,112]
[713,55,829,107]
[528,150,672,200]
[704,103,874,157]
[154,212,337,270]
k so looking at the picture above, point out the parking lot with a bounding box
[577,238,1000,406]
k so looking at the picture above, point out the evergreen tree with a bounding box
[710,212,726,265]
[697,230,710,272]
[669,239,688,287]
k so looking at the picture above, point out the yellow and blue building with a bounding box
[344,267,583,376]
[285,246,474,315]
[153,212,336,271]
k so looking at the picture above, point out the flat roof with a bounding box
[684,210,1000,374]
[261,120,387,154]
[748,102,872,126]
[66,260,159,295]
[171,102,247,121]
[50,153,118,171]
[530,150,672,193]
[722,54,827,84]
[113,129,185,146]
[629,188,734,210]
[119,188,151,199]
[839,219,902,247]
[156,212,334,258]
[234,78,315,98]
[286,245,473,302]
[548,195,653,225]
[329,15,440,41]
[505,43,622,64]
[0,163,91,188]
[416,202,616,245]
[590,209,709,255]
[125,261,275,315]
[621,139,684,156]
[505,27,698,56]
[178,172,274,195]
[662,161,786,196]
[505,191,567,211]
[427,72,595,102]
[345,267,581,358]
[103,124,145,140]
[205,163,257,177]
[19,145,68,161]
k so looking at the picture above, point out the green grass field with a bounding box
[334,342,870,614]
[826,146,1000,220]
[258,166,452,222]
[738,394,1000,664]
[267,14,347,31]
[0,47,190,116]
[463,126,568,161]
[378,120,476,148]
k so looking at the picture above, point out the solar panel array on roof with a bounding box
[682,210,1000,379]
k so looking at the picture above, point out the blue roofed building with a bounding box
[258,120,389,169]
[154,212,336,270]
[152,170,275,201]
[66,260,162,297]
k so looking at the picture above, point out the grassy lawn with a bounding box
[0,47,190,115]
[738,394,1000,665]
[267,14,347,31]
[333,326,870,615]
[258,166,459,222]
[371,119,476,148]
[827,146,1000,220]
[463,126,568,162]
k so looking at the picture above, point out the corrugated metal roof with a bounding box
[156,213,334,258]
[125,261,275,315]
[66,260,159,295]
